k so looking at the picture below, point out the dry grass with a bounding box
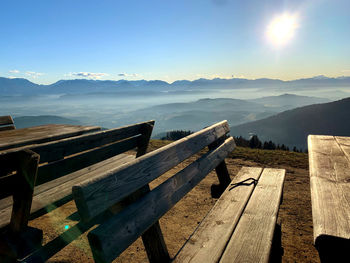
[28,139,318,262]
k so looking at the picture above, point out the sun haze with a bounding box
[266,13,298,47]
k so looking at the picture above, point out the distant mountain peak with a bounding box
[312,75,329,80]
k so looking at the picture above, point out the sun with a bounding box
[266,13,298,47]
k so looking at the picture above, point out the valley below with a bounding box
[1,76,350,150]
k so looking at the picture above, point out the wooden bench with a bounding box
[308,135,350,262]
[0,120,155,261]
[71,120,286,263]
[0,116,15,131]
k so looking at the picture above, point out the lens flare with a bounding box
[267,13,298,47]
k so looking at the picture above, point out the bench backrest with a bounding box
[0,121,154,232]
[0,115,15,131]
[72,120,235,263]
[1,120,154,186]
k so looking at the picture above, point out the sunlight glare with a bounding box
[267,13,298,47]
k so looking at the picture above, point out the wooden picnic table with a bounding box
[308,135,350,262]
[0,124,101,152]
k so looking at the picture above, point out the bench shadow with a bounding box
[269,223,283,263]
[315,235,350,263]
[29,195,73,220]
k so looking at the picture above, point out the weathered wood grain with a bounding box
[0,116,14,126]
[219,168,285,263]
[28,120,154,163]
[0,124,100,151]
[309,135,350,243]
[87,137,235,263]
[0,154,135,229]
[0,154,134,212]
[174,167,263,263]
[35,135,139,185]
[0,115,15,132]
[73,120,230,221]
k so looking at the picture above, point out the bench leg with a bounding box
[0,150,43,260]
[142,222,170,263]
[209,138,232,198]
[122,185,170,263]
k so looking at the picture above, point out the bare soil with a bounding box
[27,141,319,262]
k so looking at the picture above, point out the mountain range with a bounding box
[1,76,350,96]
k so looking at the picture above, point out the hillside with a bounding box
[231,97,350,149]
[117,98,276,134]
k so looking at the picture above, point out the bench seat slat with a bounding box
[219,168,285,263]
[174,167,263,263]
[309,135,350,243]
[73,120,230,222]
[87,137,235,263]
[0,154,135,229]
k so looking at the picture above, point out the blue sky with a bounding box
[1,0,349,84]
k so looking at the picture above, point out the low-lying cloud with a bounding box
[25,71,44,78]
[118,73,139,78]
[9,69,20,74]
[68,72,109,79]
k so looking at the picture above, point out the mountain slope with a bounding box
[231,97,350,149]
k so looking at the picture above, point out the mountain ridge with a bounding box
[1,76,350,95]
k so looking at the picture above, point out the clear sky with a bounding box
[1,0,349,84]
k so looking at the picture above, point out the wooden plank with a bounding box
[309,135,350,242]
[335,136,350,160]
[0,125,15,132]
[136,121,154,157]
[87,137,235,263]
[0,124,100,151]
[73,120,230,221]
[219,168,285,263]
[35,135,140,185]
[174,167,263,263]
[0,116,14,126]
[0,154,135,229]
[28,120,154,163]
